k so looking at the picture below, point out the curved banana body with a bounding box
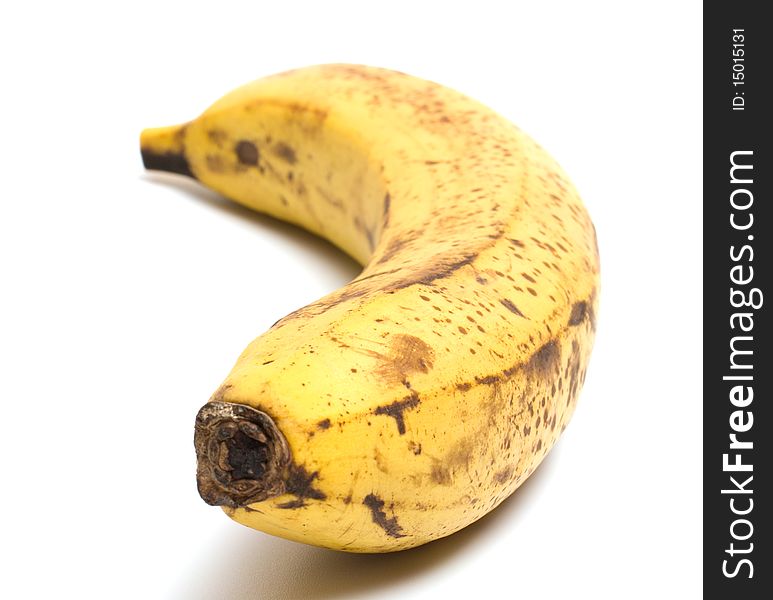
[141,65,599,552]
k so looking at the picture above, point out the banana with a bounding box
[140,64,599,553]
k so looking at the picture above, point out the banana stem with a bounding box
[194,402,291,507]
[139,123,194,178]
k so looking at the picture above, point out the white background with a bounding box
[0,1,702,598]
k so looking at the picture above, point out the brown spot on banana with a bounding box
[430,463,453,485]
[429,438,474,486]
[280,465,327,507]
[382,193,391,227]
[206,154,226,173]
[374,447,389,473]
[207,129,228,144]
[373,392,420,434]
[493,465,514,484]
[526,339,561,379]
[568,301,587,326]
[500,298,527,318]
[362,494,406,538]
[272,141,297,164]
[235,140,260,166]
[408,441,422,455]
[276,498,306,510]
[375,334,435,381]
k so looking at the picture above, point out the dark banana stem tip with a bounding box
[141,148,195,178]
[194,401,291,508]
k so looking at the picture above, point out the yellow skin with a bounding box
[141,64,599,552]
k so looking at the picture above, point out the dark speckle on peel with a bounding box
[374,392,420,434]
[383,193,392,227]
[273,142,297,164]
[363,493,406,538]
[527,339,560,377]
[277,498,306,509]
[236,140,259,165]
[500,298,526,318]
[279,464,326,509]
[494,466,513,484]
[568,301,587,326]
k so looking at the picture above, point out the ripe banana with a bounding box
[141,64,599,553]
